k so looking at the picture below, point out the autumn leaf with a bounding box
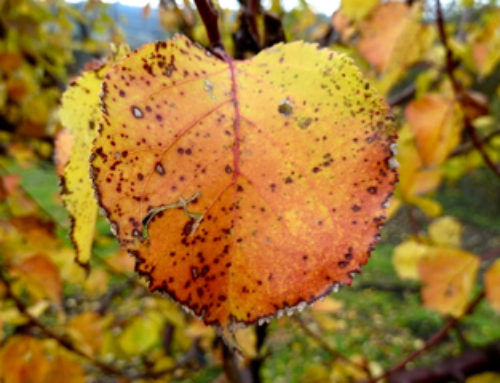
[428,216,463,248]
[467,372,500,383]
[357,2,427,73]
[67,312,103,356]
[419,248,479,317]
[42,355,86,383]
[340,0,380,23]
[58,45,129,268]
[91,35,397,327]
[393,239,430,280]
[0,336,85,383]
[485,259,500,312]
[0,337,49,383]
[394,124,442,217]
[54,128,73,176]
[12,253,62,304]
[405,94,463,167]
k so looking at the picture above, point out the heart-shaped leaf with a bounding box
[91,35,397,327]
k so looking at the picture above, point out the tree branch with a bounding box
[365,290,486,383]
[436,0,500,176]
[450,128,500,157]
[247,0,261,44]
[194,0,225,56]
[387,340,500,383]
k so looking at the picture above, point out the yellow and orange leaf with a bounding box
[485,259,500,312]
[419,248,479,317]
[91,35,397,327]
[67,312,103,356]
[54,128,74,177]
[405,94,463,167]
[0,336,50,383]
[12,253,62,304]
[357,2,427,73]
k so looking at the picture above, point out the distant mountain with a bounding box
[72,2,167,48]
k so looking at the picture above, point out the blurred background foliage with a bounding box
[1,0,500,382]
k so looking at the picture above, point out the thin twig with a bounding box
[387,340,500,383]
[364,290,486,383]
[436,0,500,176]
[292,316,372,377]
[450,128,500,157]
[388,83,416,107]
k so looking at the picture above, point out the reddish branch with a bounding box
[450,128,500,157]
[247,0,261,44]
[436,0,500,176]
[365,291,486,383]
[194,0,225,54]
[387,340,500,383]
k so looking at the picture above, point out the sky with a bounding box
[65,0,341,15]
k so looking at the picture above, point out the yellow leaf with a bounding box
[119,312,164,356]
[340,0,379,22]
[82,268,109,296]
[312,296,343,313]
[467,372,500,383]
[428,216,463,248]
[393,240,430,280]
[59,46,129,267]
[485,259,500,312]
[67,312,103,356]
[408,196,442,218]
[419,248,479,317]
[302,364,330,383]
[234,326,257,358]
